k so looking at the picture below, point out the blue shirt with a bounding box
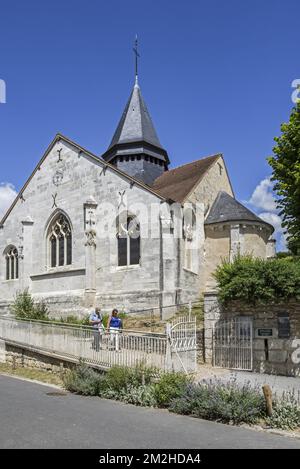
[109,316,122,329]
[90,312,102,329]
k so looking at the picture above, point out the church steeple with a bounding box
[102,39,169,186]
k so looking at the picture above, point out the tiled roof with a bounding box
[152,154,220,203]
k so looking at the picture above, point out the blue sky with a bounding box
[0,0,299,249]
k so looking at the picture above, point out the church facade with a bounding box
[0,78,276,318]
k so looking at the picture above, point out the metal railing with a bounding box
[0,316,168,371]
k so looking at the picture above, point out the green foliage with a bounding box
[11,289,49,320]
[62,363,300,429]
[101,384,157,407]
[153,372,192,408]
[103,364,155,393]
[169,379,265,425]
[63,362,191,409]
[214,255,300,305]
[34,301,50,320]
[63,362,156,405]
[268,103,300,254]
[266,399,300,430]
[56,315,90,326]
[63,360,106,396]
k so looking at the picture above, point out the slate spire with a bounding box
[102,41,169,185]
[107,80,163,152]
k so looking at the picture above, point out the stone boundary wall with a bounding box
[0,341,77,374]
[204,292,300,377]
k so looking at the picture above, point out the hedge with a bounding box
[214,255,300,305]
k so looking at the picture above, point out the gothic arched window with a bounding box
[117,213,140,267]
[48,213,72,268]
[5,246,19,280]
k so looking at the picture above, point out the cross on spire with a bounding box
[133,34,140,84]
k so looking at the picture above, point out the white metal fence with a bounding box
[0,315,197,373]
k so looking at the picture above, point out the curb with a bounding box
[0,371,65,390]
[241,423,300,440]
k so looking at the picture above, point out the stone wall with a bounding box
[203,226,230,290]
[4,343,76,374]
[204,292,300,377]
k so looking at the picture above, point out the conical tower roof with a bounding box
[108,79,163,150]
[205,191,274,232]
[102,79,169,166]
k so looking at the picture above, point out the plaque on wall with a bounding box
[278,312,290,339]
[256,328,273,337]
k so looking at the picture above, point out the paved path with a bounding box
[197,366,300,400]
[0,374,299,449]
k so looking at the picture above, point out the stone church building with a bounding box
[0,77,276,318]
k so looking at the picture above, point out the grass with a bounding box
[122,301,204,332]
[122,314,166,332]
[0,363,64,387]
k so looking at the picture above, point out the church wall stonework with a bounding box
[241,226,268,258]
[184,157,233,297]
[0,139,183,317]
[203,222,272,291]
[188,157,234,213]
[203,226,231,290]
[0,138,274,320]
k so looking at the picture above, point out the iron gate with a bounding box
[166,315,197,373]
[213,317,253,370]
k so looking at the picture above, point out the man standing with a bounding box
[89,307,103,352]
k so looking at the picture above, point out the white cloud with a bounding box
[245,177,288,252]
[258,212,283,232]
[0,183,18,218]
[247,177,277,212]
[258,212,287,251]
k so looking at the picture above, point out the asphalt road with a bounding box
[0,375,299,449]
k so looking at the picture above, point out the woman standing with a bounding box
[107,309,123,351]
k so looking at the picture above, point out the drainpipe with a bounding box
[159,216,164,320]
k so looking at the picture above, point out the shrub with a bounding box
[154,372,192,408]
[103,364,155,393]
[169,379,265,425]
[34,301,50,320]
[214,255,300,305]
[63,361,105,396]
[63,362,157,401]
[11,289,49,320]
[266,399,300,430]
[102,384,157,407]
[57,315,90,326]
[119,384,157,407]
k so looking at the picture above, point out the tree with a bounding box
[268,103,300,254]
[10,289,49,320]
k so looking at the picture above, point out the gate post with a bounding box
[165,323,173,371]
[166,322,173,371]
[204,291,221,364]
